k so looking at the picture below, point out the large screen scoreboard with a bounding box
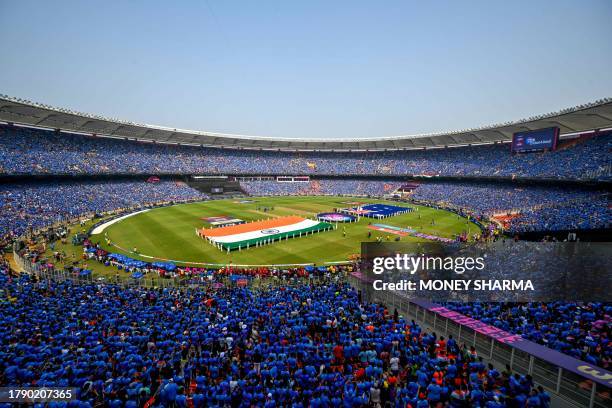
[511,127,559,152]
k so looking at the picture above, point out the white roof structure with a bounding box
[1,94,611,151]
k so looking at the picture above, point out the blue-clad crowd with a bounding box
[506,200,610,233]
[1,125,610,179]
[0,181,207,242]
[446,302,610,370]
[241,180,398,196]
[0,268,553,408]
[410,183,609,233]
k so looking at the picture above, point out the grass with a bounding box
[85,196,480,267]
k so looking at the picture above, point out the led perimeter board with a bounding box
[511,127,559,152]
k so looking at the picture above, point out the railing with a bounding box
[13,248,341,290]
[14,250,202,289]
[583,164,612,180]
[348,274,611,408]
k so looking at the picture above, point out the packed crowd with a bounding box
[506,199,610,233]
[241,179,398,197]
[0,271,554,407]
[411,183,610,233]
[446,302,611,370]
[0,180,207,243]
[1,125,610,179]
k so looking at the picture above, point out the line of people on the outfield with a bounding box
[80,239,350,281]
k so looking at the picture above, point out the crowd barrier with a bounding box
[13,250,184,289]
[348,274,611,408]
[13,248,340,291]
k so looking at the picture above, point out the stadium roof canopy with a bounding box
[1,94,611,152]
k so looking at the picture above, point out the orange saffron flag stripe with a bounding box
[201,216,306,237]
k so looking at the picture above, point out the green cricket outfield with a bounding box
[90,196,480,266]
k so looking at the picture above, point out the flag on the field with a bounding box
[200,216,332,250]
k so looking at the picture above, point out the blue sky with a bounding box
[0,0,611,139]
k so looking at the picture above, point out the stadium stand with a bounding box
[409,183,610,233]
[240,179,398,196]
[0,124,610,179]
[0,180,207,244]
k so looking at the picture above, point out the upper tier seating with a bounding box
[1,125,610,179]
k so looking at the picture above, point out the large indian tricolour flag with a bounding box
[200,216,333,251]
